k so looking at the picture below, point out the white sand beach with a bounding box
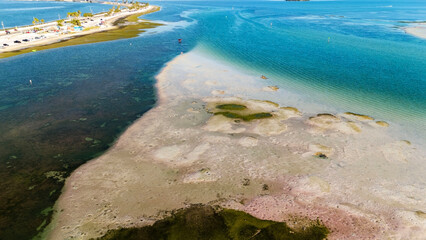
[45,48,426,239]
[404,25,426,40]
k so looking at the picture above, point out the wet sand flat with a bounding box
[404,25,426,40]
[45,49,426,239]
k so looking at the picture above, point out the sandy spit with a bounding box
[45,48,426,240]
[404,25,426,40]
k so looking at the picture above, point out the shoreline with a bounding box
[46,48,426,239]
[404,25,426,40]
[0,5,159,57]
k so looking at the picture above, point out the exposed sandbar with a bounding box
[403,25,426,40]
[45,49,426,240]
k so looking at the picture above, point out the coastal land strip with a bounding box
[45,49,426,239]
[0,5,161,59]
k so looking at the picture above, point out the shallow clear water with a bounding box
[0,3,196,238]
[0,0,425,238]
[164,1,426,134]
[0,0,110,27]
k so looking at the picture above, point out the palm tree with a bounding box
[32,17,39,26]
[57,19,64,27]
[41,19,45,25]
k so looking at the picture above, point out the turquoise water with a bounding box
[0,0,110,27]
[163,1,426,133]
[0,0,425,238]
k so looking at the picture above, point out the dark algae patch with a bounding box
[215,111,273,121]
[0,70,156,239]
[222,208,328,240]
[212,103,273,121]
[96,205,329,240]
[216,104,247,111]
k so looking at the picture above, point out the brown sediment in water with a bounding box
[347,121,362,132]
[258,100,280,107]
[376,121,389,127]
[281,106,300,113]
[307,113,366,134]
[0,7,162,59]
[343,112,374,121]
[316,113,339,119]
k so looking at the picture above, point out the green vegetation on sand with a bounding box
[215,111,273,121]
[96,205,329,240]
[216,104,248,111]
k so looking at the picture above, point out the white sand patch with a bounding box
[185,143,210,163]
[154,145,184,161]
[307,113,362,134]
[211,90,225,95]
[186,107,200,113]
[238,136,258,147]
[309,176,331,193]
[251,119,287,136]
[183,168,219,183]
[380,140,414,163]
[404,25,426,40]
[205,80,219,86]
[203,114,246,134]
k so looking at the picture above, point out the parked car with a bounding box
[14,40,21,43]
[3,43,9,46]
[22,39,29,42]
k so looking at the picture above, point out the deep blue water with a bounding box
[0,0,425,238]
[0,0,110,27]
